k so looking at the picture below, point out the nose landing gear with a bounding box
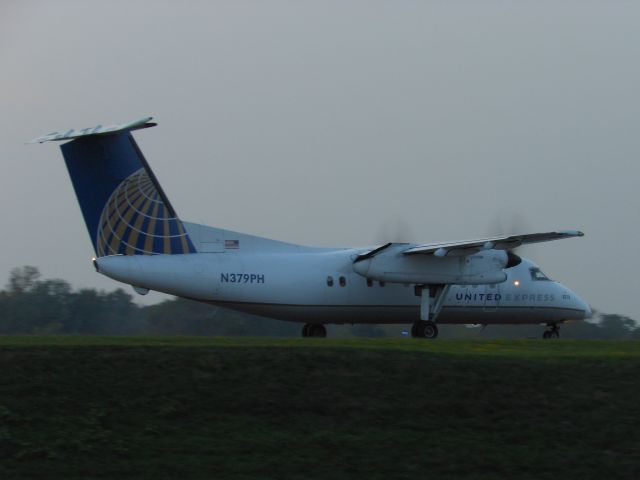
[302,323,327,338]
[542,324,560,339]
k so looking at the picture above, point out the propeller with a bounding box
[354,216,414,265]
[489,212,528,268]
[489,212,529,253]
[374,216,415,244]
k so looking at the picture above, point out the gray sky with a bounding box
[1,1,638,318]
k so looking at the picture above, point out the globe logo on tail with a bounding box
[96,168,196,256]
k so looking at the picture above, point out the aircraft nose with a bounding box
[559,284,592,320]
[575,294,592,319]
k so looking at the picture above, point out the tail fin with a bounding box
[31,117,197,257]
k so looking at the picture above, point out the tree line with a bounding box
[0,266,637,339]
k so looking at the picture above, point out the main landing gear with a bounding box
[542,324,560,339]
[411,320,439,339]
[302,323,327,338]
[411,284,450,339]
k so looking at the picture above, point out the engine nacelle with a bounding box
[352,246,508,285]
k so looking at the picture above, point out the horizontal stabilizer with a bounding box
[29,117,156,144]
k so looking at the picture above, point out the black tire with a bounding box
[302,324,310,337]
[309,324,327,338]
[423,322,438,339]
[413,321,438,339]
[550,330,560,339]
[543,331,550,339]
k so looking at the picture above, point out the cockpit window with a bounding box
[530,267,551,281]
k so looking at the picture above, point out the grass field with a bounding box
[0,337,638,479]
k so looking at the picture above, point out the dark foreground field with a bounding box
[0,337,638,479]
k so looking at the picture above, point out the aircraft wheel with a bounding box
[423,321,438,339]
[411,321,421,338]
[304,323,326,338]
[549,329,560,339]
[543,331,550,339]
[411,322,418,337]
[412,321,438,339]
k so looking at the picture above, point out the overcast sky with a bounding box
[1,1,638,318]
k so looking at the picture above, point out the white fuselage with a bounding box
[95,247,589,326]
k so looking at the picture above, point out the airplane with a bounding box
[31,116,591,339]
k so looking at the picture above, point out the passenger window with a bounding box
[339,276,346,287]
[327,276,334,287]
[530,268,551,281]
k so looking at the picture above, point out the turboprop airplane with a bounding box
[31,117,591,339]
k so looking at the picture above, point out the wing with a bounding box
[402,230,584,257]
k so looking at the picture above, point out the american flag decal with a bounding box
[225,239,240,249]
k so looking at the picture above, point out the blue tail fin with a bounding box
[33,117,197,257]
